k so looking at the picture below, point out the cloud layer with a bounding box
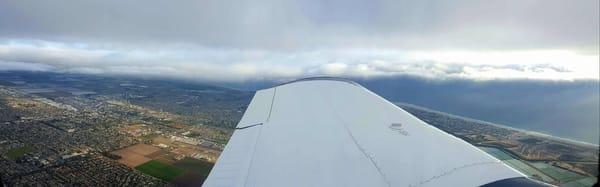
[0,40,597,82]
[0,0,598,82]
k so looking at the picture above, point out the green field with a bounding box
[503,159,555,182]
[135,160,186,182]
[173,157,214,177]
[478,146,514,160]
[478,146,555,183]
[139,134,158,141]
[562,177,598,187]
[530,162,587,183]
[478,146,598,186]
[7,146,32,160]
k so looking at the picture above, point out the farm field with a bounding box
[135,160,186,182]
[111,144,165,167]
[174,157,214,177]
[7,146,32,160]
[478,146,555,183]
[531,162,597,186]
[172,157,215,186]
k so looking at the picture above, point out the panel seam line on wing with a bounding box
[266,87,277,122]
[242,126,263,187]
[324,88,391,187]
[342,125,391,187]
[235,123,263,130]
[242,88,276,187]
[410,161,502,187]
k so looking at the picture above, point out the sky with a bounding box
[0,0,598,82]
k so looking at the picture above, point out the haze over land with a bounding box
[0,1,598,142]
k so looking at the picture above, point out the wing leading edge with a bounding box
[204,77,547,187]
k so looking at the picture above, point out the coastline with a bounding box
[396,102,600,148]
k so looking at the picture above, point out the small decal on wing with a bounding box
[389,123,409,136]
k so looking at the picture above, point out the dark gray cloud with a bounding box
[0,0,597,52]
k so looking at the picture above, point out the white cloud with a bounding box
[0,40,597,82]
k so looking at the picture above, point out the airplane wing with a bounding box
[204,77,548,187]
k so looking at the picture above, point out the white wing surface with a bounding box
[204,77,547,187]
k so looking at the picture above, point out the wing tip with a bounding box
[262,76,361,91]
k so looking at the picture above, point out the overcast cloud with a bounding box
[0,0,598,82]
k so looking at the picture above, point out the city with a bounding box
[0,72,247,186]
